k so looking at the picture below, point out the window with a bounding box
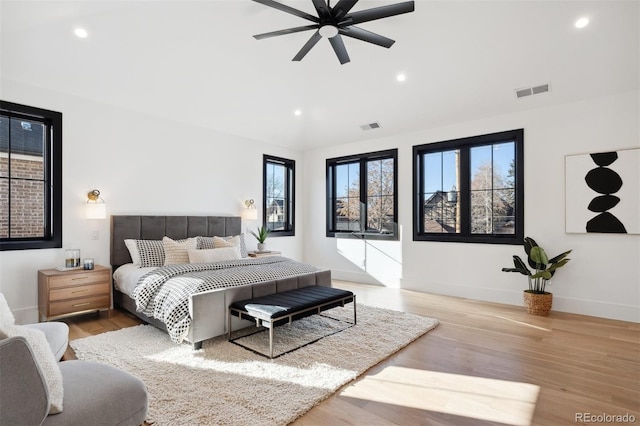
[0,101,62,251]
[326,149,398,239]
[413,129,523,244]
[263,155,295,236]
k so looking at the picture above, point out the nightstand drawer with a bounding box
[48,270,110,289]
[49,282,110,302]
[49,295,111,317]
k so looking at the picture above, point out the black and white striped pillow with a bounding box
[196,236,215,250]
[135,240,165,267]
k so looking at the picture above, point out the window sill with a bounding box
[329,232,399,241]
[413,233,522,245]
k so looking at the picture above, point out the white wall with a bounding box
[2,80,638,324]
[0,80,304,323]
[303,90,640,323]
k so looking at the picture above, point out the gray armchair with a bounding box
[24,321,69,361]
[0,335,149,426]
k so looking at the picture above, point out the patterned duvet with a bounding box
[132,256,320,343]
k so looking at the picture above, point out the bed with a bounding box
[110,215,331,349]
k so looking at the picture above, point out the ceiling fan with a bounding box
[251,0,415,65]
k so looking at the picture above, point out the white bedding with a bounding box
[113,264,157,296]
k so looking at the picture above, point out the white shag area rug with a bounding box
[71,304,438,425]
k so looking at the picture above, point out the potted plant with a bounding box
[502,237,572,316]
[250,225,271,252]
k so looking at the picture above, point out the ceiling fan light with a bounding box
[74,27,88,38]
[575,17,589,28]
[319,25,339,38]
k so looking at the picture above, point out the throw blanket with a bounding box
[132,257,320,343]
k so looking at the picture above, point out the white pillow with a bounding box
[124,239,141,266]
[0,293,16,327]
[199,234,249,258]
[0,324,64,414]
[213,236,241,250]
[163,236,198,265]
[188,247,241,263]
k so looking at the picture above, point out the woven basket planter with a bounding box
[523,291,553,316]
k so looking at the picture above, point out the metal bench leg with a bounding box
[269,324,274,359]
[353,295,357,325]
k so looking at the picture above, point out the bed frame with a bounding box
[110,215,331,349]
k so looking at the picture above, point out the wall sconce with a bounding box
[243,199,258,220]
[86,189,107,219]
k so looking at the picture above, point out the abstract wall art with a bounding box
[565,148,639,234]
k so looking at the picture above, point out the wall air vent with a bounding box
[360,122,381,131]
[515,83,550,99]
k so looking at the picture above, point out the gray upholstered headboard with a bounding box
[110,215,241,269]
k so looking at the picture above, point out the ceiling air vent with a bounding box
[360,122,381,131]
[515,83,550,99]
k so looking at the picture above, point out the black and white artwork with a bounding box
[565,148,639,234]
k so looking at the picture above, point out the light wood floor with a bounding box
[63,281,639,426]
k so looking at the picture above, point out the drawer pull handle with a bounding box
[71,289,89,294]
[72,302,91,307]
[72,277,88,281]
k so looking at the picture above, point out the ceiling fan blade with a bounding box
[311,0,332,21]
[342,1,414,25]
[339,26,395,48]
[252,0,319,23]
[329,34,351,64]
[292,31,323,61]
[254,25,318,40]
[332,0,359,21]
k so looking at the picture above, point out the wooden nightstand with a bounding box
[248,251,282,258]
[38,265,112,322]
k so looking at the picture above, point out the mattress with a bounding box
[113,264,157,296]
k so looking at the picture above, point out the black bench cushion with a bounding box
[229,286,354,322]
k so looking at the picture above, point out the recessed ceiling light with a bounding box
[575,17,589,29]
[396,73,406,82]
[294,109,302,116]
[74,28,88,38]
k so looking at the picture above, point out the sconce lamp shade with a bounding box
[244,199,258,220]
[86,189,107,219]
[245,208,258,221]
[86,202,107,219]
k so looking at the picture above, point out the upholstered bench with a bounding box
[228,285,356,358]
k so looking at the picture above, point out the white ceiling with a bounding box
[1,0,638,151]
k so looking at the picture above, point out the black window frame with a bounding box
[413,129,524,245]
[0,100,62,251]
[326,148,399,240]
[262,154,295,237]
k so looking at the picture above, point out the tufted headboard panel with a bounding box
[110,215,241,268]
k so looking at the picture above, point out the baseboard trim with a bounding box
[12,306,40,325]
[332,270,385,286]
[333,271,640,323]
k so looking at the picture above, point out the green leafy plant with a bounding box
[502,237,572,293]
[249,225,270,244]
